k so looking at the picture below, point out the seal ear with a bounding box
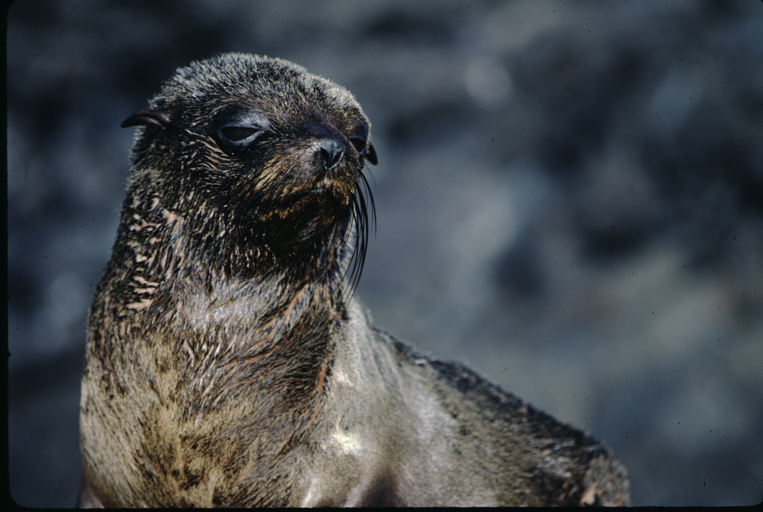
[366,142,378,165]
[121,110,173,129]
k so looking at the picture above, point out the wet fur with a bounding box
[78,53,629,507]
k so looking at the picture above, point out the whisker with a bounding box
[339,164,375,301]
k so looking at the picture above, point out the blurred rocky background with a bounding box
[7,0,763,506]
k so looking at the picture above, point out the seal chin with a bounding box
[317,175,336,189]
[311,176,353,202]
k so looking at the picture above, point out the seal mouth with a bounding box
[309,175,338,194]
[244,164,373,297]
[310,173,352,198]
[318,175,335,189]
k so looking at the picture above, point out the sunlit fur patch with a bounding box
[330,428,362,456]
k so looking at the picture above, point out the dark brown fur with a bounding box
[78,53,629,507]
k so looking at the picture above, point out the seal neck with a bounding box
[95,179,349,414]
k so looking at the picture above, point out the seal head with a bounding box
[121,53,376,289]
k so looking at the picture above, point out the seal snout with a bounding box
[318,136,345,170]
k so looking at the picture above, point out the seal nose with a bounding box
[319,137,345,169]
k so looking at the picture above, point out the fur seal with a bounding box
[77,53,630,507]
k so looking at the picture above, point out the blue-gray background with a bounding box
[7,0,763,506]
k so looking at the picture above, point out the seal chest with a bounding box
[78,53,629,507]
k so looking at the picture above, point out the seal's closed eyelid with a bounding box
[348,136,367,153]
[217,126,261,146]
[217,115,271,146]
[220,126,260,142]
[347,121,375,161]
[223,110,271,131]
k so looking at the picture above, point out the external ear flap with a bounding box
[120,110,173,129]
[366,142,378,165]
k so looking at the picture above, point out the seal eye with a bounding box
[349,136,378,165]
[222,127,257,141]
[348,121,376,164]
[219,126,262,146]
[349,136,366,154]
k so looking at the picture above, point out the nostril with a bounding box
[319,137,345,169]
